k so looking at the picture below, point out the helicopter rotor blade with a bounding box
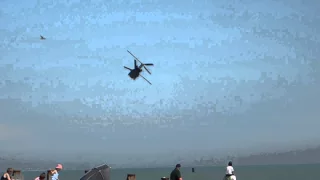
[124,66,132,71]
[127,50,144,65]
[127,50,153,74]
[143,66,151,74]
[140,75,152,85]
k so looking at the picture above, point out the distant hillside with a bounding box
[236,146,320,165]
[191,146,320,166]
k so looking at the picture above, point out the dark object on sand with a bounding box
[126,174,136,180]
[192,167,195,173]
[40,35,46,40]
[161,177,169,180]
[80,164,110,180]
[124,50,154,85]
[85,170,89,173]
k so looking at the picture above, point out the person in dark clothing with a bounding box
[1,168,13,180]
[34,172,46,180]
[170,164,182,180]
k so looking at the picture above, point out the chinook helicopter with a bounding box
[124,50,154,85]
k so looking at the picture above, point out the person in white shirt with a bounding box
[225,161,236,180]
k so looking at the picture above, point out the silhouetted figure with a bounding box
[170,164,182,180]
[40,35,46,40]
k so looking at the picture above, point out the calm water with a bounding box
[18,164,319,180]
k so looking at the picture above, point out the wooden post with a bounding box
[192,167,195,172]
[127,174,136,180]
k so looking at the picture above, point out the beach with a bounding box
[20,164,318,180]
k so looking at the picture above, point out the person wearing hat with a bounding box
[170,164,182,180]
[51,164,63,180]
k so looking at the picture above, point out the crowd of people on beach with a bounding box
[2,161,236,180]
[1,164,63,180]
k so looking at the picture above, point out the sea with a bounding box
[18,164,318,180]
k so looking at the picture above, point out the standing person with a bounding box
[1,168,13,180]
[51,164,63,180]
[225,161,236,180]
[34,173,46,180]
[170,164,182,180]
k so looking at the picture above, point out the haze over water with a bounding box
[18,165,320,180]
[1,0,319,166]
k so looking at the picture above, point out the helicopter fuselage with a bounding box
[125,50,153,85]
[128,67,142,79]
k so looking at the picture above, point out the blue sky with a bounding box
[0,0,320,164]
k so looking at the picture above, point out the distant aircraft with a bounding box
[40,35,46,40]
[124,50,154,85]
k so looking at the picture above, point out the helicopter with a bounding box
[124,50,154,85]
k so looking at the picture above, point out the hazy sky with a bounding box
[0,0,319,164]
